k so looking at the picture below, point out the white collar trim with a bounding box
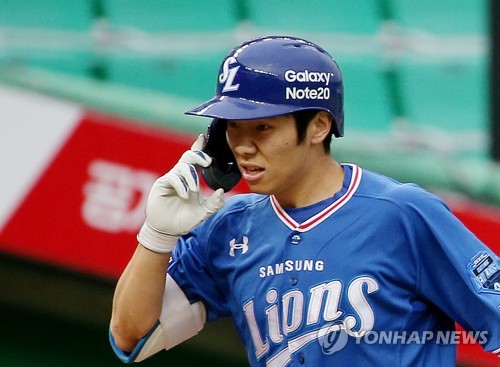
[270,164,362,232]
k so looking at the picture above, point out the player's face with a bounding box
[226,114,318,201]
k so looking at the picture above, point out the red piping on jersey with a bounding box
[270,164,362,232]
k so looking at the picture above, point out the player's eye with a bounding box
[256,124,269,131]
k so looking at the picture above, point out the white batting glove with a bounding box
[137,134,225,253]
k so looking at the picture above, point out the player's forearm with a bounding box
[111,244,171,352]
[109,135,224,353]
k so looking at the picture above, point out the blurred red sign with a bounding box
[0,111,248,278]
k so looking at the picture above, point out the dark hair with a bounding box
[292,110,333,153]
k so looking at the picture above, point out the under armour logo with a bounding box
[229,236,249,257]
[219,57,240,92]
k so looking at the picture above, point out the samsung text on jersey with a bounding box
[259,259,324,278]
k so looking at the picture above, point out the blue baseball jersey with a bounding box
[166,164,499,366]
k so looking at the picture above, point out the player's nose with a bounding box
[228,130,257,157]
[233,140,257,157]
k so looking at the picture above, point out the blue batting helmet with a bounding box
[186,35,344,137]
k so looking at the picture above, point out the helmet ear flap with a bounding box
[201,119,242,192]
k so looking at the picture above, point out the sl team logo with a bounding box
[229,236,249,257]
[219,56,240,92]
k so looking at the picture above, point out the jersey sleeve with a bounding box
[167,226,231,322]
[399,186,500,355]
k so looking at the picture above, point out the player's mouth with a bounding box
[240,163,265,182]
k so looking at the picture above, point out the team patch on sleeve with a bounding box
[467,251,500,295]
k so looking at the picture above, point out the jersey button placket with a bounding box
[287,231,301,286]
[291,233,301,245]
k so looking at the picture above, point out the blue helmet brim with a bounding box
[185,96,305,121]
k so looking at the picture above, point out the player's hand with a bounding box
[137,134,225,253]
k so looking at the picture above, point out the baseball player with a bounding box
[110,36,500,366]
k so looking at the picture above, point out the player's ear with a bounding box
[310,111,332,145]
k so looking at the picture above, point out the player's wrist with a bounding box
[137,221,180,254]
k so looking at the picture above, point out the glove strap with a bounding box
[137,221,180,254]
